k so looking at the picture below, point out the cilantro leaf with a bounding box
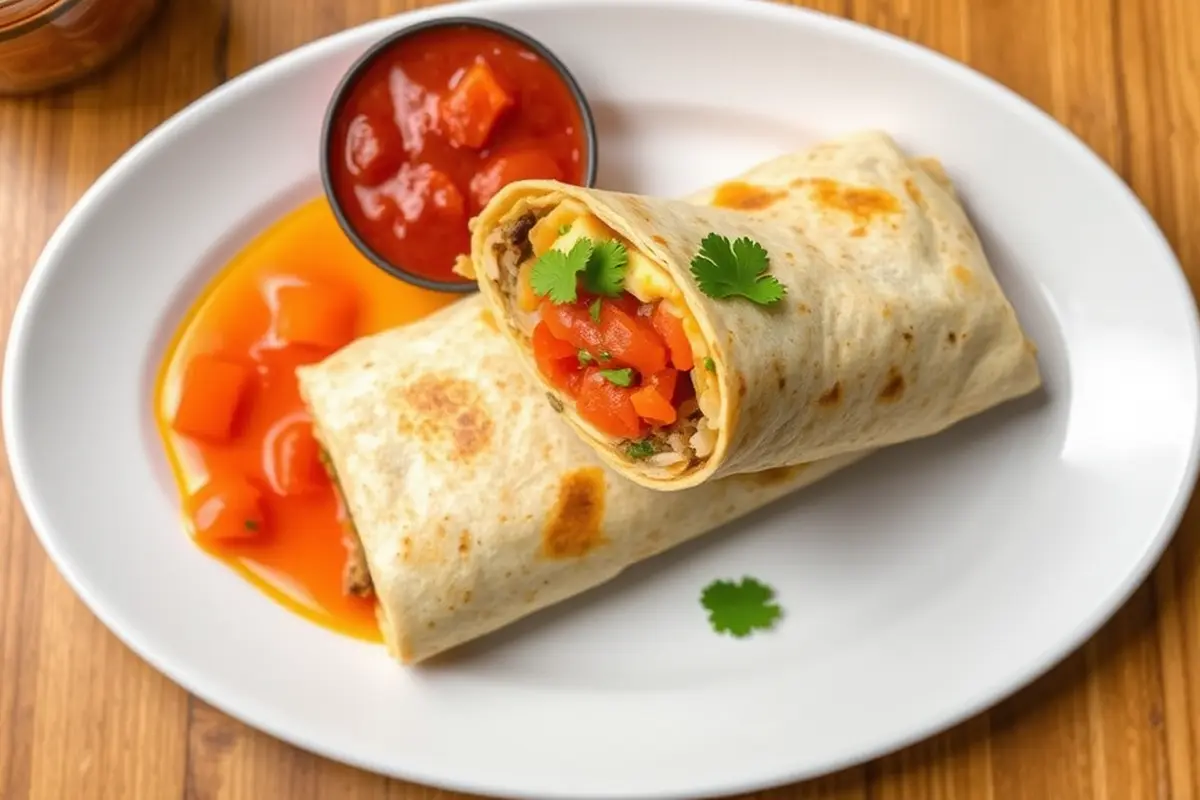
[589,298,603,323]
[244,519,259,531]
[530,239,594,304]
[583,239,628,296]
[703,356,716,372]
[700,576,782,637]
[625,439,656,459]
[599,350,612,360]
[689,233,786,305]
[577,350,595,366]
[599,368,634,386]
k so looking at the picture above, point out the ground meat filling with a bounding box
[499,212,708,470]
[494,210,538,297]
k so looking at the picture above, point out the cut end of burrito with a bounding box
[478,190,729,485]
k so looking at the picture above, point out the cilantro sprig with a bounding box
[530,237,628,304]
[690,233,786,305]
[701,576,782,637]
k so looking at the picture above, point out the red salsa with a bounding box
[326,25,589,284]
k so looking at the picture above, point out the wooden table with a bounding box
[1,0,1196,797]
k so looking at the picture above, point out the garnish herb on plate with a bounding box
[531,236,629,305]
[690,233,786,305]
[701,576,783,637]
[599,368,634,386]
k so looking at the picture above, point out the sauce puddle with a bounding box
[154,196,457,641]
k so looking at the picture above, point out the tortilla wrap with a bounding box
[469,130,1041,491]
[296,297,866,664]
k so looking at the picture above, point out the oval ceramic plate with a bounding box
[4,1,1198,798]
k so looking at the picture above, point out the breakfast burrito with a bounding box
[468,130,1042,491]
[296,297,866,664]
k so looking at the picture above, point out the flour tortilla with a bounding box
[296,298,865,664]
[470,130,1041,491]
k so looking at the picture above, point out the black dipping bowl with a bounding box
[319,16,599,294]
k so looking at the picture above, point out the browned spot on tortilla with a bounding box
[401,536,413,562]
[879,368,906,402]
[904,178,924,206]
[881,304,892,319]
[807,178,901,224]
[796,302,811,314]
[479,309,499,331]
[541,467,607,559]
[902,331,914,344]
[753,463,808,485]
[712,181,786,211]
[396,375,494,461]
[772,359,787,390]
[462,590,472,605]
[849,226,866,237]
[817,382,842,407]
[947,332,958,344]
[738,374,748,397]
[458,531,471,557]
[652,235,667,246]
[952,265,973,286]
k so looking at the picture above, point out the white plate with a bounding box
[4,0,1198,797]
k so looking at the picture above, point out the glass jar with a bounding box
[0,0,163,95]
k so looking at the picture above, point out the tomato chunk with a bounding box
[532,321,584,397]
[272,281,358,353]
[631,369,679,425]
[540,298,603,354]
[186,477,265,545]
[470,150,563,209]
[651,303,694,371]
[343,113,403,185]
[171,353,254,443]
[441,60,514,149]
[265,417,326,497]
[599,302,669,376]
[576,368,645,439]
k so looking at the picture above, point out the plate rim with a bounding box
[4,0,1199,797]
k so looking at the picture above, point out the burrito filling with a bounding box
[487,200,721,473]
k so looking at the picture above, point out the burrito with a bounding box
[296,297,866,664]
[469,130,1042,491]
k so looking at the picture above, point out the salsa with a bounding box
[154,197,457,641]
[325,24,588,285]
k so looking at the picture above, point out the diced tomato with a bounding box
[441,59,514,149]
[469,149,564,209]
[171,353,254,443]
[343,113,403,185]
[651,303,694,371]
[272,281,358,354]
[586,292,641,318]
[576,368,645,439]
[540,298,603,354]
[532,322,584,397]
[186,477,265,545]
[631,369,679,425]
[598,302,669,376]
[265,417,326,497]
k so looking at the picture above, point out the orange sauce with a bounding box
[153,196,457,641]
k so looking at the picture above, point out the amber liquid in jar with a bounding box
[0,0,163,94]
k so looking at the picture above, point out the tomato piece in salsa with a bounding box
[326,25,588,284]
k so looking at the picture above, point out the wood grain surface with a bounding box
[0,0,1197,797]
